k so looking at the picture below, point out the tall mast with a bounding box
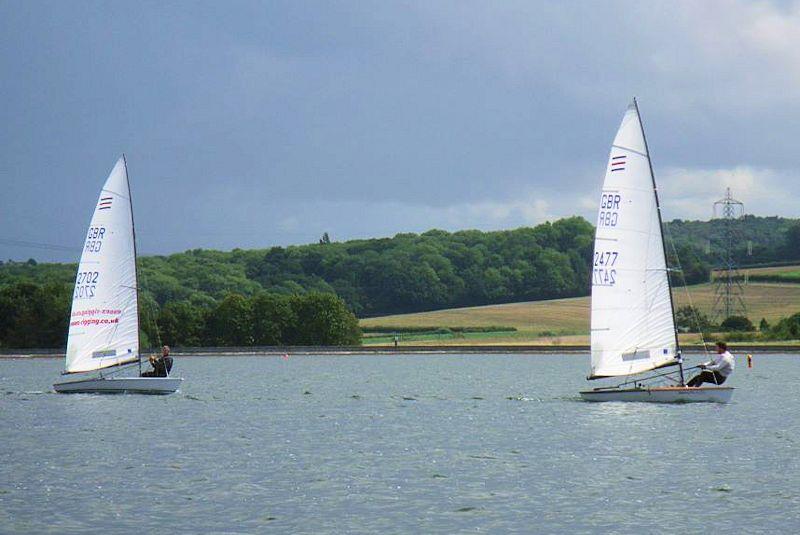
[633,98,685,385]
[122,154,142,377]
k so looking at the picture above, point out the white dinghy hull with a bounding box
[580,386,733,403]
[54,376,183,395]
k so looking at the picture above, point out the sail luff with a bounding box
[122,154,143,376]
[633,99,684,384]
[633,99,681,353]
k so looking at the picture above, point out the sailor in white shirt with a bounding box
[687,341,735,387]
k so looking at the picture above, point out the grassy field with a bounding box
[711,263,800,283]
[360,282,800,345]
[738,264,800,275]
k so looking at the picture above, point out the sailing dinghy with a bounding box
[580,100,732,403]
[53,157,182,395]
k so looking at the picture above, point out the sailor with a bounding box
[687,341,734,387]
[141,345,174,377]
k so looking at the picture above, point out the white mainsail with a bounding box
[589,102,678,379]
[65,157,140,373]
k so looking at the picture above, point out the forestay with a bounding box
[589,103,678,379]
[65,157,139,373]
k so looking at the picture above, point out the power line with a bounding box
[0,238,80,253]
[711,188,746,321]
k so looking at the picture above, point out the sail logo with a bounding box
[621,350,649,361]
[610,155,626,172]
[98,197,113,210]
[92,349,117,359]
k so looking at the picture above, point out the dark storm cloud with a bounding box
[2,1,799,260]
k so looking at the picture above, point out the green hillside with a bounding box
[5,214,800,317]
[4,215,800,348]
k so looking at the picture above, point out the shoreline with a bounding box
[2,343,800,359]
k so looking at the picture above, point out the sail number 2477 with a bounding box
[593,251,618,286]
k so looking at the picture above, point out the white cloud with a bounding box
[227,194,567,249]
[417,0,800,113]
[659,165,798,220]
[443,197,553,227]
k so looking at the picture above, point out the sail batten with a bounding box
[64,157,140,374]
[589,103,677,379]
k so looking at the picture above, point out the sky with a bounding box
[2,0,800,262]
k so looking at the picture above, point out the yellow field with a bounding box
[362,296,588,334]
[361,282,800,345]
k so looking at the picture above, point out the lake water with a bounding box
[1,353,798,533]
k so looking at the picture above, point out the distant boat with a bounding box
[53,156,182,394]
[580,100,732,403]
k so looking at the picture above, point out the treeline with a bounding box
[666,215,800,286]
[158,292,360,347]
[0,286,360,349]
[675,305,800,342]
[4,215,800,348]
[7,216,800,319]
[243,217,596,315]
[1,216,596,316]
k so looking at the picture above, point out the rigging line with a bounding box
[609,364,703,389]
[664,221,711,358]
[136,262,163,353]
[100,360,140,377]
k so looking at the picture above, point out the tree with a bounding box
[759,318,769,332]
[158,301,207,347]
[769,313,800,339]
[0,281,70,348]
[720,315,754,332]
[668,245,710,286]
[205,293,253,346]
[35,282,71,347]
[250,293,296,345]
[674,305,711,333]
[784,221,800,260]
[287,292,361,345]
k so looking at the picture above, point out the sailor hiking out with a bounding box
[687,341,734,387]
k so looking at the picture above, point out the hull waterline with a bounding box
[580,386,733,403]
[53,376,183,395]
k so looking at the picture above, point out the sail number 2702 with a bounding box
[592,251,618,286]
[74,271,100,299]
